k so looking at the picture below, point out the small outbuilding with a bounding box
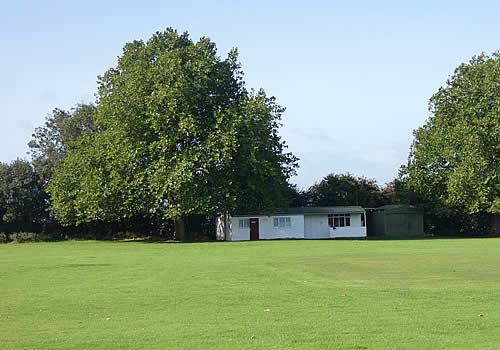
[216,206,367,241]
[366,205,424,237]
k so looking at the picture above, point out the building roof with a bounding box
[234,206,365,217]
[367,204,421,214]
[377,204,417,210]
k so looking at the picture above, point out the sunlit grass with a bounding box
[1,239,499,349]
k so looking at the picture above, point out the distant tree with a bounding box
[0,160,47,230]
[284,184,310,207]
[381,181,397,203]
[47,28,298,239]
[29,103,96,184]
[307,173,387,208]
[402,52,500,215]
[381,179,418,205]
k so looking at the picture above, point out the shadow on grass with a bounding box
[113,234,500,244]
[113,238,221,244]
[366,234,500,241]
[61,263,113,268]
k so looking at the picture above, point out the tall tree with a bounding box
[47,28,297,239]
[307,173,387,207]
[228,90,298,213]
[0,159,47,229]
[29,103,96,184]
[402,52,500,215]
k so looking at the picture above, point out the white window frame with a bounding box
[328,214,351,227]
[273,216,291,228]
[238,219,250,229]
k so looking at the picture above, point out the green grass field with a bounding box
[1,239,500,349]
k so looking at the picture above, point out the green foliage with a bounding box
[284,184,310,207]
[0,159,47,227]
[403,52,500,214]
[3,231,65,243]
[48,28,297,227]
[307,173,387,207]
[228,90,298,213]
[9,232,39,243]
[48,130,147,224]
[29,104,96,184]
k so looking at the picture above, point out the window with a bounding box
[274,217,291,228]
[361,213,365,227]
[284,217,291,227]
[239,219,249,229]
[328,214,350,227]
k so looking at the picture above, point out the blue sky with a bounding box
[1,1,499,189]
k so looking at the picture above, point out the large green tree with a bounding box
[48,28,297,239]
[402,52,500,215]
[307,173,387,208]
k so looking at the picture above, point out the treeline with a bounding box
[0,29,498,241]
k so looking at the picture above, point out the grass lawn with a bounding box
[1,239,500,349]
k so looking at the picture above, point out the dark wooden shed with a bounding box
[367,205,424,237]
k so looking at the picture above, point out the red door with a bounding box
[249,218,259,240]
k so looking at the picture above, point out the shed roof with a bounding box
[378,204,417,210]
[234,206,365,217]
[370,204,421,214]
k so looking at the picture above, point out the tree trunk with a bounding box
[174,217,186,241]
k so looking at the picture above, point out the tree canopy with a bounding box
[29,103,96,184]
[306,173,387,208]
[47,28,298,237]
[401,52,500,214]
[0,159,47,229]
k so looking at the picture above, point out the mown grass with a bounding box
[1,239,499,349]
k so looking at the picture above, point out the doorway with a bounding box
[249,218,259,240]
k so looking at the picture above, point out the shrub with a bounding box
[9,232,39,243]
[0,232,8,243]
[113,231,138,240]
[38,232,65,242]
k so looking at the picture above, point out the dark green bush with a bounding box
[0,232,8,243]
[38,232,66,242]
[9,232,39,243]
[113,231,138,240]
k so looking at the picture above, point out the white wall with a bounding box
[259,215,304,240]
[304,213,366,238]
[229,216,250,241]
[229,215,304,241]
[330,225,367,238]
[304,215,330,239]
[335,213,366,237]
[227,212,366,240]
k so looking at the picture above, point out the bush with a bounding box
[0,232,8,243]
[9,232,39,243]
[38,231,66,242]
[113,231,138,240]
